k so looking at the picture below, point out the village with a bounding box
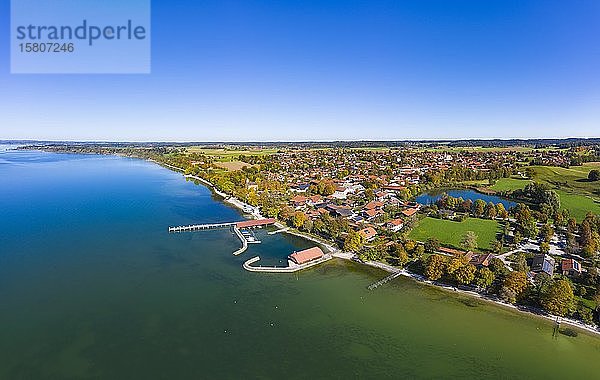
[26,142,600,329]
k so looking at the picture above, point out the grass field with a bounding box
[185,147,278,162]
[555,190,600,221]
[408,217,502,252]
[530,163,600,196]
[490,177,532,192]
[214,161,255,171]
[526,164,600,221]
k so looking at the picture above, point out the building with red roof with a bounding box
[289,247,325,265]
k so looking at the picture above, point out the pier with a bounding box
[168,218,276,233]
[242,254,332,273]
[168,222,236,232]
[367,271,402,290]
[232,226,248,256]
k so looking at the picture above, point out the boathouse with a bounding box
[289,247,324,265]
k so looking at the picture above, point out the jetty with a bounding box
[232,226,248,256]
[168,222,236,232]
[268,227,289,235]
[168,218,276,233]
[367,271,402,290]
[242,254,332,273]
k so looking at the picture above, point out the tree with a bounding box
[485,202,497,219]
[489,257,509,276]
[539,241,550,254]
[540,279,574,316]
[545,190,561,213]
[496,203,508,220]
[589,169,600,182]
[500,271,528,304]
[291,211,308,229]
[454,263,476,285]
[396,249,409,267]
[474,199,486,217]
[491,240,503,254]
[446,257,464,276]
[513,252,529,272]
[343,230,364,252]
[460,231,478,251]
[414,244,425,259]
[424,238,441,253]
[513,231,523,245]
[540,224,554,242]
[424,254,446,281]
[474,267,495,289]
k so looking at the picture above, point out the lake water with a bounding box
[1,150,599,379]
[416,189,517,209]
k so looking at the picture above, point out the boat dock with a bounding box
[168,222,237,232]
[168,218,276,233]
[367,271,402,290]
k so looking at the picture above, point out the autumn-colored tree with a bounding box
[474,267,495,289]
[291,211,308,229]
[424,254,446,281]
[540,279,574,316]
[500,271,528,304]
[343,230,364,252]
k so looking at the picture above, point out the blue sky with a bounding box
[1,0,599,141]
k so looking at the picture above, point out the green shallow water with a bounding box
[1,150,599,379]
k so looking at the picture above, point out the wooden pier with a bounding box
[367,271,402,290]
[168,222,236,233]
[168,218,276,233]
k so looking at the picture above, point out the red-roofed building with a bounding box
[561,258,582,276]
[236,218,276,229]
[358,226,377,241]
[386,218,404,232]
[289,246,324,265]
[401,207,419,218]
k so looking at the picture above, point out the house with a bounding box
[362,208,384,220]
[332,186,351,199]
[289,246,324,265]
[470,253,494,268]
[290,195,308,208]
[401,207,419,218]
[561,258,582,276]
[291,183,310,192]
[438,209,456,219]
[531,254,555,276]
[307,194,323,206]
[246,181,258,191]
[357,226,377,241]
[365,201,384,210]
[386,218,404,232]
[327,204,353,218]
[438,247,473,260]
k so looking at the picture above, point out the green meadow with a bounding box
[408,217,502,251]
[490,177,532,192]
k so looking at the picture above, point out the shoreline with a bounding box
[155,158,600,338]
[353,256,600,338]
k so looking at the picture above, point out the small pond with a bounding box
[416,189,517,209]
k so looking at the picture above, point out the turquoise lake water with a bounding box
[1,150,600,379]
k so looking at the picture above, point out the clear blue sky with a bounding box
[1,0,599,141]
